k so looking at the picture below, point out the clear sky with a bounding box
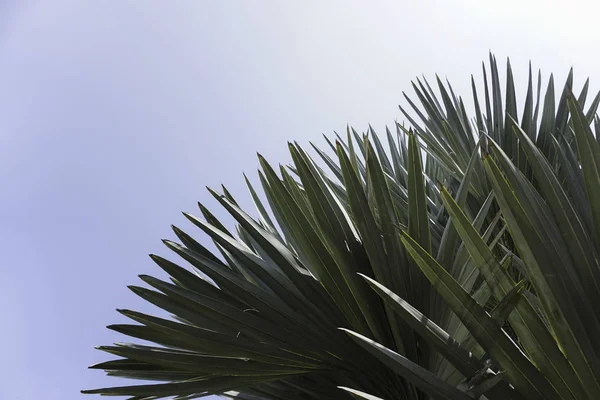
[2,1,600,399]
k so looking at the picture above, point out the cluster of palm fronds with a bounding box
[84,54,600,400]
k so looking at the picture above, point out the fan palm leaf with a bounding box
[85,54,600,400]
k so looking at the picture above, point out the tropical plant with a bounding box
[84,54,600,400]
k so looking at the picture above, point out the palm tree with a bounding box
[84,54,600,400]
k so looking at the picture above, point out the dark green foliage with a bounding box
[85,55,600,400]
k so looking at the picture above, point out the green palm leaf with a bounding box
[85,55,600,400]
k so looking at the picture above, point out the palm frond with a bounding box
[85,55,600,400]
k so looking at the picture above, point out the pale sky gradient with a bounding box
[2,1,600,399]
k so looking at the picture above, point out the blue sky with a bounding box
[2,1,600,399]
